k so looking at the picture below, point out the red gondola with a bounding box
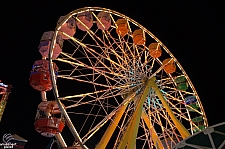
[34,101,65,137]
[34,117,65,137]
[29,60,58,91]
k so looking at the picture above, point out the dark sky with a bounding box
[0,1,225,149]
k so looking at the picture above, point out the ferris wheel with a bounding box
[29,7,208,149]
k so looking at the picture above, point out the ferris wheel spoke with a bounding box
[154,111,171,147]
[170,110,189,122]
[61,86,131,103]
[70,34,90,58]
[78,101,101,135]
[104,31,129,64]
[56,58,125,82]
[86,103,104,134]
[61,87,117,100]
[76,15,126,69]
[63,37,125,74]
[123,40,136,59]
[58,75,114,88]
[153,111,174,134]
[62,47,124,75]
[161,89,203,114]
[84,34,124,71]
[157,110,176,130]
[85,46,126,71]
[162,92,183,103]
[109,40,129,64]
[81,100,129,143]
[87,25,125,67]
[65,98,114,111]
[67,111,105,117]
[81,91,138,144]
[142,110,165,148]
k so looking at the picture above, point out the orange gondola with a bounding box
[116,19,129,37]
[132,29,145,45]
[162,58,176,74]
[149,43,162,58]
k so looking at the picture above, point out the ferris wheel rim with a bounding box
[46,7,208,148]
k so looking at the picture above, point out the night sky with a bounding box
[0,1,225,149]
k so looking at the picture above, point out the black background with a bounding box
[0,1,225,148]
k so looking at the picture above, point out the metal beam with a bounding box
[95,103,128,149]
[118,79,152,149]
[149,77,190,139]
[142,111,164,149]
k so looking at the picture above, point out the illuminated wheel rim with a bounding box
[49,7,208,148]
